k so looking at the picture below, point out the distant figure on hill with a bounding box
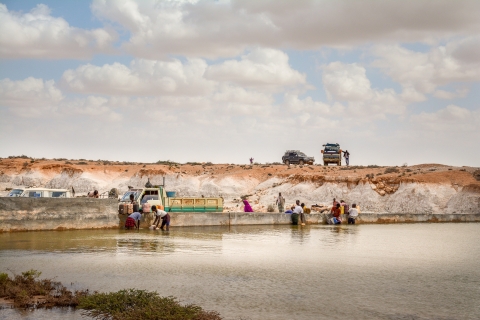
[243,199,253,212]
[343,150,350,166]
[276,192,285,213]
[249,157,254,165]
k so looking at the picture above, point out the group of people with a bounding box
[276,193,359,225]
[124,193,171,231]
[330,198,359,224]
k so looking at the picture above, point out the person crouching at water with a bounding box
[125,209,143,230]
[242,199,253,212]
[348,204,359,224]
[332,203,342,224]
[293,200,305,226]
[152,205,170,230]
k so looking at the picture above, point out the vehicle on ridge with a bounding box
[321,143,342,166]
[282,150,315,165]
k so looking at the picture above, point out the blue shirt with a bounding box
[128,212,142,221]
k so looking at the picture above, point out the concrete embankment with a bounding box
[0,198,119,232]
[1,198,480,232]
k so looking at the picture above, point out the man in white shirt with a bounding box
[348,203,359,224]
[293,200,305,226]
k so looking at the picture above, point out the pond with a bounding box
[1,223,479,319]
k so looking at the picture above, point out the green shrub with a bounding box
[78,289,221,320]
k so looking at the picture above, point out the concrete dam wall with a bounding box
[1,198,479,232]
[0,198,119,232]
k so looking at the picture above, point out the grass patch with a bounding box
[0,270,88,309]
[79,289,221,320]
[1,270,223,319]
[384,167,399,174]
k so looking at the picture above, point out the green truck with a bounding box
[321,143,342,166]
[119,186,223,213]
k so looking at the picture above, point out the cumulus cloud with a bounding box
[0,3,116,59]
[61,58,216,96]
[322,62,405,119]
[372,41,480,101]
[0,77,64,115]
[91,0,480,58]
[61,48,307,96]
[205,48,306,91]
[0,77,122,121]
[410,104,479,131]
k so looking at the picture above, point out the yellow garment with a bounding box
[340,205,344,214]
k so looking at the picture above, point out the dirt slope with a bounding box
[1,157,479,214]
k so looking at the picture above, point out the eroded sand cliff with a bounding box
[1,158,479,214]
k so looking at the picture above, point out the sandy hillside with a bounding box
[1,157,479,214]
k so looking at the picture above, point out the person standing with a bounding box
[330,198,339,213]
[343,150,350,166]
[276,193,285,213]
[348,204,359,224]
[125,209,143,230]
[249,157,254,165]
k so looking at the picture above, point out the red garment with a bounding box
[332,208,341,218]
[125,217,136,228]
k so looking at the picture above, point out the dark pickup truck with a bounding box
[282,150,315,165]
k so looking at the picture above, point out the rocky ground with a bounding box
[1,157,479,214]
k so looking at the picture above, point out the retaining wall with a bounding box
[0,198,119,232]
[1,198,479,232]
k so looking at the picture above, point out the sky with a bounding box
[0,0,479,166]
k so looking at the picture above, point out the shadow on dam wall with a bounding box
[1,198,480,232]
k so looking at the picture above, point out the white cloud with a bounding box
[61,58,216,96]
[91,0,480,59]
[410,104,479,131]
[0,77,64,116]
[61,49,307,96]
[322,62,405,119]
[322,62,372,102]
[0,4,116,59]
[205,48,307,92]
[372,41,480,100]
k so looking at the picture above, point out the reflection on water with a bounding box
[1,224,479,320]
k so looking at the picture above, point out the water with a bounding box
[1,224,479,319]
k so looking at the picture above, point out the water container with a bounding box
[142,203,151,213]
[118,204,126,215]
[166,191,176,197]
[127,204,133,214]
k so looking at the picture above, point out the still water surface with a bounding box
[0,224,479,319]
